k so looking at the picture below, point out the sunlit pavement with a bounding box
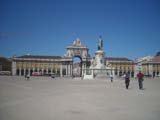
[0,76,160,120]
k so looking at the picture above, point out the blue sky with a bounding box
[0,0,160,59]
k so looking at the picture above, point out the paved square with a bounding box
[0,76,160,120]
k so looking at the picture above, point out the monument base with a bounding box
[82,48,115,80]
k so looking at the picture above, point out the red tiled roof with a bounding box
[151,56,160,62]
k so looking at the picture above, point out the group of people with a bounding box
[110,71,144,90]
[24,71,145,89]
[125,71,144,90]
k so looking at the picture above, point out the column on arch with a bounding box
[68,63,71,76]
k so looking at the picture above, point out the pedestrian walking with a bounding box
[137,71,144,90]
[125,73,130,89]
[153,71,155,78]
[110,73,113,82]
[27,74,30,80]
[25,73,30,80]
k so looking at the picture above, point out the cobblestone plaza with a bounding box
[0,76,160,120]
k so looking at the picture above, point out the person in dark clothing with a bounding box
[25,73,30,80]
[110,74,113,82]
[26,74,30,80]
[125,73,130,89]
[137,71,144,90]
[153,71,155,78]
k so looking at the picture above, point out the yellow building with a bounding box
[142,56,160,77]
[12,39,89,77]
[106,57,134,77]
[12,55,72,77]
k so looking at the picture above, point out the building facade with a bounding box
[141,56,160,77]
[133,55,160,77]
[0,57,11,75]
[12,39,90,77]
[12,39,157,78]
[105,57,134,77]
[12,55,73,77]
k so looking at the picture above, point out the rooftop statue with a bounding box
[98,36,103,50]
[73,38,81,46]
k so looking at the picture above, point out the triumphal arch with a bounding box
[65,38,90,77]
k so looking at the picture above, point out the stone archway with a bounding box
[65,38,90,77]
[73,56,82,77]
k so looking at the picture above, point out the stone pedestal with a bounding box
[83,50,115,80]
[94,50,105,69]
[94,50,107,78]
